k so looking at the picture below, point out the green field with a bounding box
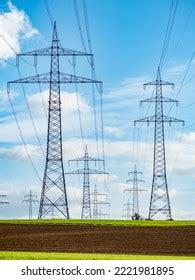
[1,219,194,260]
[0,219,195,227]
[0,251,194,260]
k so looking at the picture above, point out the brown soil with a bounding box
[0,224,194,255]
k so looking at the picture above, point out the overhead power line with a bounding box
[7,91,42,183]
[159,0,178,69]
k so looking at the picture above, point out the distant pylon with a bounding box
[91,184,109,219]
[135,67,184,220]
[122,199,132,220]
[8,22,102,219]
[22,190,39,219]
[0,194,9,205]
[124,165,146,219]
[66,145,108,219]
[49,207,58,219]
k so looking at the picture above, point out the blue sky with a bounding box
[0,0,195,220]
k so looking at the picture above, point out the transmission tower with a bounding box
[124,165,146,220]
[135,67,184,220]
[91,184,109,219]
[66,145,108,219]
[122,199,132,220]
[0,195,9,205]
[22,190,39,219]
[49,207,58,219]
[8,22,102,219]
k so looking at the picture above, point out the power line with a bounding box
[158,0,178,68]
[0,34,33,66]
[168,6,193,60]
[16,65,45,157]
[82,0,107,192]
[1,33,45,157]
[82,0,101,164]
[73,0,103,166]
[73,0,90,63]
[168,52,194,116]
[34,64,48,119]
[2,35,43,183]
[7,90,42,183]
[72,60,85,151]
[159,0,178,69]
[44,0,54,27]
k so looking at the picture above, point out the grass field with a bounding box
[0,251,194,260]
[0,219,195,227]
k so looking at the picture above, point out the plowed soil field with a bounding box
[0,224,194,255]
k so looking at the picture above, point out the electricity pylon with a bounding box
[122,199,132,220]
[135,67,184,220]
[0,194,9,218]
[66,145,108,219]
[8,22,102,219]
[124,165,146,219]
[91,184,109,219]
[0,195,9,205]
[22,190,39,219]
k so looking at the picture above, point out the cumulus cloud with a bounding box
[105,126,125,138]
[0,89,92,142]
[164,64,187,76]
[28,90,90,116]
[106,77,147,100]
[0,144,42,161]
[0,2,39,60]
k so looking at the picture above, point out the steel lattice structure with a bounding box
[22,189,39,219]
[124,165,146,219]
[91,184,109,219]
[135,68,184,220]
[0,195,9,205]
[122,199,132,220]
[8,22,102,219]
[66,145,108,219]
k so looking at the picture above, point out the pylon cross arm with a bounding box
[163,115,185,126]
[126,179,145,183]
[143,80,174,89]
[66,168,108,175]
[17,46,92,59]
[0,201,9,204]
[7,72,102,92]
[69,156,104,163]
[140,97,178,106]
[134,115,184,126]
[134,115,155,125]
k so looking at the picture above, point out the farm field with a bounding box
[0,219,195,227]
[0,220,195,259]
[0,251,194,260]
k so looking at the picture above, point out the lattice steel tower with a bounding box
[135,68,184,220]
[124,165,146,219]
[91,184,109,219]
[8,22,102,219]
[66,145,108,219]
[0,195,9,206]
[22,190,39,219]
[122,199,132,220]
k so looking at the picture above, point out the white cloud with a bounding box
[105,76,148,100]
[0,2,39,60]
[0,144,42,161]
[105,126,125,138]
[0,89,92,142]
[28,90,90,116]
[164,64,187,76]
